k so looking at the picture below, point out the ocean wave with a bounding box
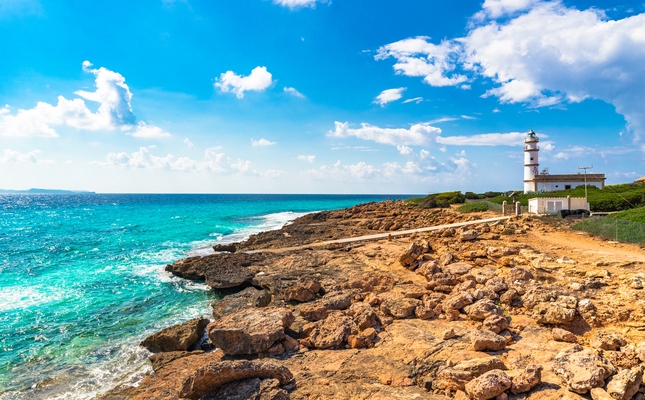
[186,210,311,257]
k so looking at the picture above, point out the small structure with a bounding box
[523,130,606,193]
[528,196,589,215]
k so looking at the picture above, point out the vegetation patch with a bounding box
[408,191,466,209]
[456,202,489,213]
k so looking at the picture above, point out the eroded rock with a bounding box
[465,369,512,400]
[553,346,616,394]
[141,317,210,353]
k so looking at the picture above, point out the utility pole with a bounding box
[578,165,593,200]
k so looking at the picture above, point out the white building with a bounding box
[528,196,590,214]
[523,130,606,194]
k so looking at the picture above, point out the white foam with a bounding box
[0,286,66,312]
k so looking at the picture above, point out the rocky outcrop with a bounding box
[553,345,616,394]
[211,287,272,319]
[300,311,357,349]
[206,307,294,355]
[140,317,209,353]
[165,253,269,289]
[179,360,293,400]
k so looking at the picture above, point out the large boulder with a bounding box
[300,311,357,349]
[211,287,272,319]
[553,346,616,394]
[141,317,210,353]
[179,360,293,400]
[298,291,352,321]
[207,307,294,355]
[465,370,512,400]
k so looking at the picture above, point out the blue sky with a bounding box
[1,0,644,193]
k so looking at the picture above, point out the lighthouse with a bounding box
[523,130,539,193]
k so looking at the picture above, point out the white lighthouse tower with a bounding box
[523,130,539,193]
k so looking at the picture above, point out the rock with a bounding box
[141,317,210,353]
[347,302,380,331]
[298,291,352,321]
[532,302,576,324]
[465,370,512,400]
[590,388,614,400]
[148,350,204,373]
[605,366,643,400]
[552,328,577,343]
[283,279,322,302]
[443,262,474,275]
[637,342,645,362]
[578,299,597,313]
[482,315,509,334]
[590,331,627,351]
[460,230,480,241]
[471,329,507,351]
[399,241,428,268]
[465,299,504,321]
[204,378,289,400]
[521,287,561,310]
[415,304,440,320]
[499,289,518,305]
[380,297,420,319]
[211,287,272,319]
[510,364,542,394]
[212,243,236,253]
[206,307,294,355]
[485,277,508,293]
[300,311,356,349]
[442,328,456,340]
[453,356,507,377]
[179,360,293,400]
[509,268,534,281]
[443,292,475,311]
[166,253,265,289]
[347,327,378,349]
[553,346,616,394]
[435,368,474,391]
[425,273,460,290]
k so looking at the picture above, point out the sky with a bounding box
[1,0,644,194]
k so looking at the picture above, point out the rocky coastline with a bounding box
[103,200,645,400]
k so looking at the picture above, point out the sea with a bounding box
[0,193,413,400]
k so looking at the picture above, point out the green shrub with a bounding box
[411,191,467,209]
[457,202,489,213]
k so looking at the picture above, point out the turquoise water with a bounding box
[0,194,411,399]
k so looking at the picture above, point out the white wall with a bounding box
[528,197,590,214]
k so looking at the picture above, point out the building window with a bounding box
[565,185,571,190]
[555,185,559,188]
[530,157,534,160]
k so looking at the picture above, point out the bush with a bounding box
[414,191,466,209]
[457,202,489,213]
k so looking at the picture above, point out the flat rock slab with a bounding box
[207,307,294,355]
[211,287,272,319]
[179,360,293,400]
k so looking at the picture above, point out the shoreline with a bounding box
[106,199,645,399]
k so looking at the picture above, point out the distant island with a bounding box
[0,188,96,194]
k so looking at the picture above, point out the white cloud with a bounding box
[377,2,645,142]
[436,132,529,146]
[402,97,423,104]
[304,160,378,181]
[0,61,165,138]
[373,87,406,106]
[397,145,413,155]
[0,149,49,163]
[328,121,442,146]
[129,122,171,139]
[297,155,316,163]
[461,115,477,120]
[98,147,229,173]
[375,36,467,87]
[273,0,325,9]
[492,108,501,113]
[284,87,305,98]
[251,138,276,147]
[214,66,273,98]
[184,138,194,148]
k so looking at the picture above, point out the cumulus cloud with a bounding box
[215,66,273,98]
[297,155,316,163]
[373,87,406,106]
[436,132,529,146]
[273,0,325,9]
[328,121,442,146]
[251,138,276,147]
[184,138,194,148]
[0,149,51,163]
[0,61,167,138]
[397,145,413,155]
[284,87,305,98]
[376,1,645,141]
[130,122,171,139]
[304,161,378,181]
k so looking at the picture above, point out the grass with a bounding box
[456,202,489,213]
[573,216,645,244]
[407,191,466,209]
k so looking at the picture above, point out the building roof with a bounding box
[528,173,605,182]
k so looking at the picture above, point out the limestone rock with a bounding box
[471,329,507,351]
[204,378,289,400]
[347,302,380,331]
[141,317,210,353]
[482,315,509,334]
[179,360,293,400]
[453,356,507,377]
[211,287,272,319]
[442,262,474,275]
[399,241,428,268]
[637,342,645,362]
[300,311,356,349]
[465,299,503,321]
[510,364,542,394]
[532,302,576,325]
[298,291,352,321]
[605,366,643,400]
[465,370,512,400]
[509,268,534,282]
[166,253,265,289]
[148,350,204,373]
[553,346,616,394]
[552,328,577,343]
[443,292,475,311]
[207,307,294,355]
[283,279,322,302]
[460,230,480,242]
[380,297,420,319]
[590,331,627,351]
[590,388,614,400]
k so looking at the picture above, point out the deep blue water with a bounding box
[0,194,412,399]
